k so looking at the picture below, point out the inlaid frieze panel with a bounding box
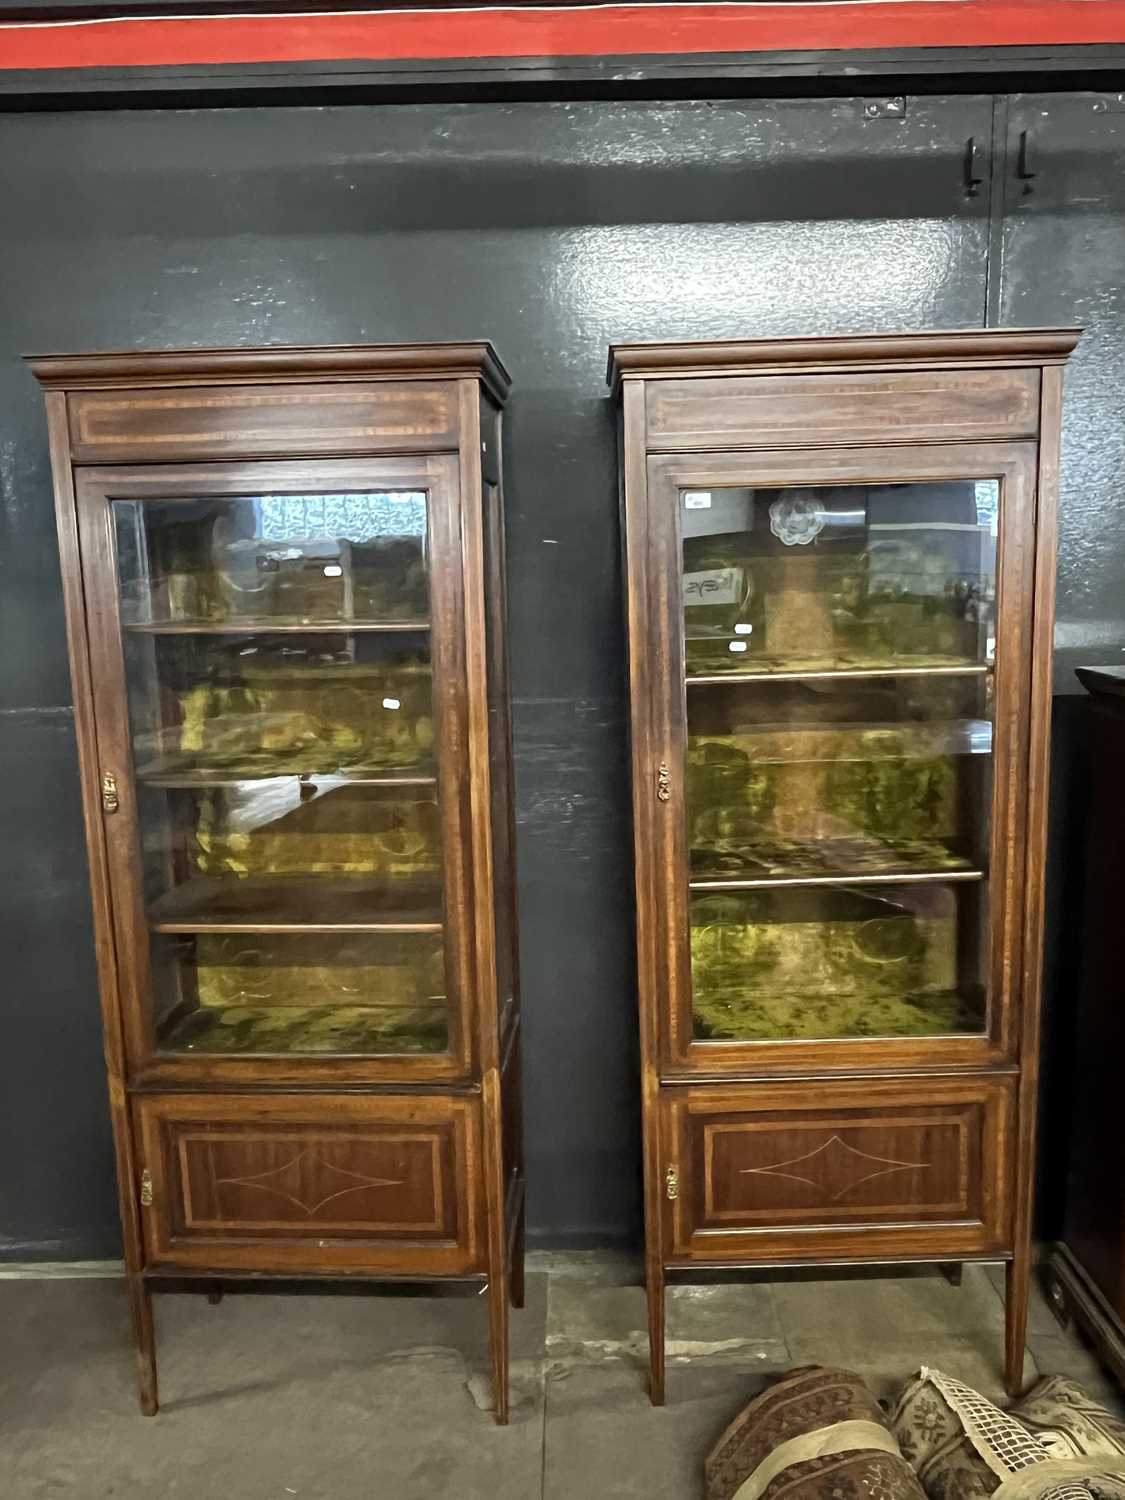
[663,1075,1015,1263]
[643,368,1040,451]
[703,1115,970,1222]
[68,381,459,462]
[178,1130,448,1235]
[135,1091,483,1275]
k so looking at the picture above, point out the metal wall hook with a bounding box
[1017,129,1037,191]
[964,136,985,198]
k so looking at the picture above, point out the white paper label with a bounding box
[683,567,743,607]
[683,491,712,509]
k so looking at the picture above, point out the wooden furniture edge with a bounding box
[25,341,512,406]
[1043,1242,1125,1392]
[619,377,670,1402]
[606,327,1082,393]
[44,388,160,1412]
[455,378,512,1423]
[1003,360,1066,1395]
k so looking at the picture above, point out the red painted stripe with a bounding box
[1,2,1124,72]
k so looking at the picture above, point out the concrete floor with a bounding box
[2,1256,1121,1499]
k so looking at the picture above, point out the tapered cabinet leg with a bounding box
[206,1284,224,1306]
[1005,1255,1030,1397]
[510,1197,526,1311]
[647,1267,666,1406]
[127,1275,158,1416]
[939,1263,963,1288]
[488,1268,511,1425]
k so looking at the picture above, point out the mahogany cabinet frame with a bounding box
[610,327,1078,1406]
[29,343,524,1423]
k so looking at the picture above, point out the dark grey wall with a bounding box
[997,93,1125,1229]
[0,94,1120,1258]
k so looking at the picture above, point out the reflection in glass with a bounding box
[687,675,993,881]
[690,882,987,1042]
[110,490,452,1058]
[152,931,448,1055]
[126,632,434,780]
[681,482,997,676]
[113,492,429,626]
[137,780,441,915]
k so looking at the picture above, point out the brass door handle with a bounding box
[656,762,672,803]
[101,771,119,814]
[665,1165,679,1201]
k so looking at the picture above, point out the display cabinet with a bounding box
[30,343,523,1422]
[610,328,1077,1403]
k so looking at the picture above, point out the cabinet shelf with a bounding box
[687,662,993,687]
[123,619,431,635]
[147,875,444,933]
[690,718,993,764]
[690,868,985,892]
[158,1001,448,1057]
[135,760,437,789]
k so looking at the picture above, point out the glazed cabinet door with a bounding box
[75,456,478,1085]
[643,442,1038,1076]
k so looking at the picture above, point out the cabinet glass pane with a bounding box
[114,492,429,627]
[688,675,992,881]
[682,482,995,676]
[690,882,987,1041]
[111,492,450,1057]
[681,480,997,1044]
[126,631,434,781]
[151,932,448,1055]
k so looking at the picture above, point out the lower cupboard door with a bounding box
[133,1092,484,1275]
[662,1075,1016,1264]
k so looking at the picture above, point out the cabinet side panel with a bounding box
[46,391,143,1271]
[480,392,523,1228]
[457,380,508,1302]
[620,381,666,1274]
[500,1018,524,1217]
[480,396,520,1050]
[1014,367,1064,1278]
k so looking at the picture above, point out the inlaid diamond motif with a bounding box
[740,1133,927,1202]
[216,1148,402,1218]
